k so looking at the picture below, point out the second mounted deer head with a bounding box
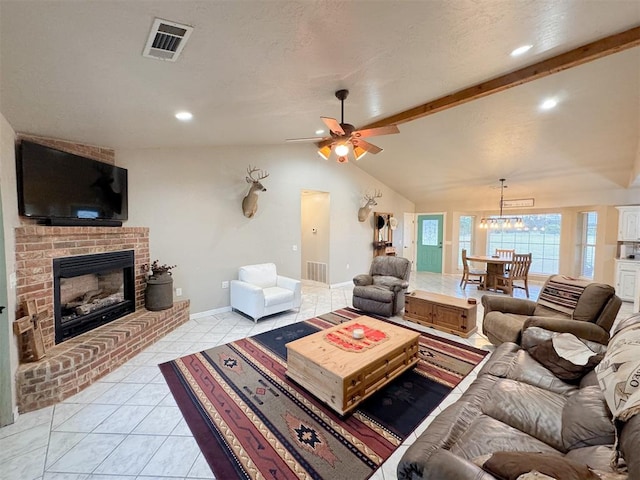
[242,165,269,218]
[358,190,382,222]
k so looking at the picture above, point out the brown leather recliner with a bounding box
[352,256,411,317]
[482,274,621,345]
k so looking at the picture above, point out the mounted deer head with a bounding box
[242,165,269,218]
[357,190,382,222]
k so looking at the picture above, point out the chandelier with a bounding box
[479,179,525,229]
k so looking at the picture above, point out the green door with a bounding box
[416,214,443,273]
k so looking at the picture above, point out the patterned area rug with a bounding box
[159,308,488,479]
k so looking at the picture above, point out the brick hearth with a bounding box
[14,226,190,412]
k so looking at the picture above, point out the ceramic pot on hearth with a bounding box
[145,272,173,311]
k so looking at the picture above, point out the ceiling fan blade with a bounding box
[352,138,383,154]
[317,137,336,149]
[285,136,326,143]
[352,125,399,138]
[321,117,345,136]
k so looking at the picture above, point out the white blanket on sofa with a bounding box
[595,319,640,421]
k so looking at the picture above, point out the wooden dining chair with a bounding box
[496,249,515,272]
[495,249,515,259]
[460,249,486,289]
[495,253,532,297]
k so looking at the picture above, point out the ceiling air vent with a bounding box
[143,18,193,62]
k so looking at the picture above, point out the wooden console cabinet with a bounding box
[404,291,477,338]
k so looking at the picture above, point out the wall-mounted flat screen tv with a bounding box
[17,141,128,225]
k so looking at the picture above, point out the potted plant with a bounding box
[142,260,176,279]
[142,260,177,311]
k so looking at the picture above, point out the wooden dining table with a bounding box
[466,255,512,294]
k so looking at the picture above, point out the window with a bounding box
[579,211,597,279]
[487,214,561,274]
[459,216,474,268]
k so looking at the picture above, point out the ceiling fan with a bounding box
[286,89,400,163]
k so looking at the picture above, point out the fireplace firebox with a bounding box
[53,250,135,343]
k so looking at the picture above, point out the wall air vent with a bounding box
[143,18,193,62]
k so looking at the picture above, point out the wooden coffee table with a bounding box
[285,315,420,415]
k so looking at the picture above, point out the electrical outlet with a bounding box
[292,245,298,251]
[175,287,183,297]
[221,281,229,289]
[346,263,349,270]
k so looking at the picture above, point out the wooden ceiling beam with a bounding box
[360,25,640,130]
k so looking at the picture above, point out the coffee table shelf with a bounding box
[286,316,419,415]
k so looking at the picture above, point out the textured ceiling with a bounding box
[1,0,639,207]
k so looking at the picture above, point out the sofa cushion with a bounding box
[562,387,615,450]
[480,345,578,396]
[482,312,527,344]
[372,275,406,290]
[352,285,393,303]
[564,445,619,473]
[263,286,294,307]
[239,263,277,288]
[449,415,559,461]
[526,334,604,381]
[481,451,599,480]
[369,256,410,279]
[482,379,566,451]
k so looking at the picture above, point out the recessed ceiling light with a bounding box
[315,129,325,135]
[540,98,558,110]
[175,111,193,121]
[511,45,533,57]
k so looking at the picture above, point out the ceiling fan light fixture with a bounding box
[353,146,367,161]
[318,145,332,160]
[334,143,349,157]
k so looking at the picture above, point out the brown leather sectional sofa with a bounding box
[397,322,640,480]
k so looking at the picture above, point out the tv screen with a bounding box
[17,141,128,223]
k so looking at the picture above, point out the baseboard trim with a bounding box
[190,306,232,319]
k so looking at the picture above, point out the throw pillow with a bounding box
[561,386,615,450]
[482,452,599,480]
[526,333,603,381]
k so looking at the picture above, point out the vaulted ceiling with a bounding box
[1,1,639,208]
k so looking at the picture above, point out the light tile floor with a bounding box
[1,272,633,480]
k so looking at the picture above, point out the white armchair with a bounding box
[230,263,302,322]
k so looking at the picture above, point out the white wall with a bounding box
[0,112,19,422]
[117,144,415,314]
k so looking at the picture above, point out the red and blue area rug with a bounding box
[159,308,488,479]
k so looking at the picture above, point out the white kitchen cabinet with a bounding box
[615,260,640,302]
[617,206,640,241]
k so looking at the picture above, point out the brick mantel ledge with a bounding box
[16,300,190,413]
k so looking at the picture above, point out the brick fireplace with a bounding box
[14,226,190,412]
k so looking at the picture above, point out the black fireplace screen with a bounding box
[53,250,135,343]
